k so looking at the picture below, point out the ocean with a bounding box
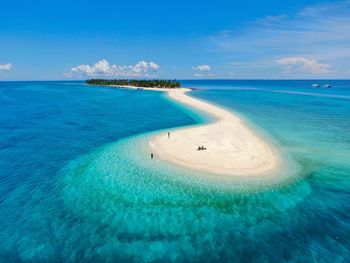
[0,80,349,262]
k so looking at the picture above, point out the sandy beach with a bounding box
[148,88,282,177]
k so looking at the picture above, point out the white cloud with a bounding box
[0,63,12,71]
[192,64,211,71]
[276,56,331,74]
[149,61,160,70]
[192,64,212,77]
[70,59,160,77]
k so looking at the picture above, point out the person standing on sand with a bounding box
[168,132,170,139]
[151,153,154,159]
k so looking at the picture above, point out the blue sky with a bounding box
[0,0,349,80]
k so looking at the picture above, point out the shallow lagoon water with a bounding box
[1,80,350,262]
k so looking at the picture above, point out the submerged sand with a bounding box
[148,88,282,177]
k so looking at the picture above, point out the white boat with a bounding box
[324,84,332,88]
[311,84,320,88]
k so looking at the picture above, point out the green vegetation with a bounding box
[86,79,181,88]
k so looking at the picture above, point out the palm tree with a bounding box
[86,79,181,88]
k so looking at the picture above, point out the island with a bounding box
[86,79,181,89]
[86,77,280,177]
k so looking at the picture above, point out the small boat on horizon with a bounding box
[324,84,332,88]
[311,84,320,88]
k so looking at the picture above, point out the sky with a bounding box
[0,0,350,80]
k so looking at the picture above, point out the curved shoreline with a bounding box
[148,88,282,177]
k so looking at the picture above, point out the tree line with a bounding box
[86,79,181,88]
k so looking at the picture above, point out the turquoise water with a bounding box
[1,80,350,262]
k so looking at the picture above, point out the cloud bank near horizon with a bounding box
[276,57,331,74]
[69,59,160,78]
[192,64,214,77]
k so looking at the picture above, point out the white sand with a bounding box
[109,85,189,92]
[148,89,282,177]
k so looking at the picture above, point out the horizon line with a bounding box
[1,78,350,82]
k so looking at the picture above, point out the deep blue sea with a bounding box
[1,80,350,262]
